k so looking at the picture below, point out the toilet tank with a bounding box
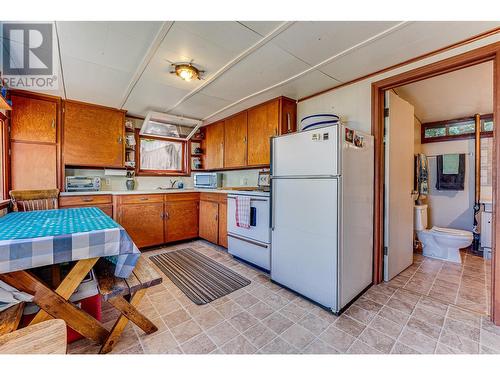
[414,204,428,231]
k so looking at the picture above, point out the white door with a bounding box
[271,177,339,310]
[384,91,415,281]
[272,125,339,177]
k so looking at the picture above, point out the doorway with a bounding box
[372,42,500,324]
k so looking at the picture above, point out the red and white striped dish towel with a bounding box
[235,196,251,229]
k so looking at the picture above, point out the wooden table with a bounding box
[0,207,141,344]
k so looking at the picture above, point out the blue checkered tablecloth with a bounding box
[0,207,140,278]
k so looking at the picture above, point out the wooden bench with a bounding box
[0,319,67,354]
[93,255,162,354]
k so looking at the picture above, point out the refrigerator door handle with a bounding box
[270,137,274,230]
[271,175,339,179]
[271,183,275,230]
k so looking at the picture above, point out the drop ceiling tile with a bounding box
[175,21,262,54]
[320,21,500,82]
[123,77,190,116]
[271,21,399,66]
[129,21,262,101]
[268,70,341,99]
[201,43,310,102]
[169,93,232,120]
[62,56,132,107]
[238,21,285,36]
[57,21,162,72]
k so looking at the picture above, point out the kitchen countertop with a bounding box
[60,188,270,197]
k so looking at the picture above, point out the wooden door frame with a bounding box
[0,112,9,202]
[372,41,500,324]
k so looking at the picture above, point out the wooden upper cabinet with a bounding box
[247,99,279,166]
[11,94,58,143]
[201,96,295,170]
[63,101,125,168]
[204,121,224,170]
[224,111,248,168]
[11,143,57,190]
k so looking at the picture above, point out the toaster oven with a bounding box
[65,176,102,192]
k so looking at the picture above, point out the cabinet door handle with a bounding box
[51,119,55,129]
[118,136,123,144]
[139,197,148,201]
[287,113,291,133]
[82,198,93,202]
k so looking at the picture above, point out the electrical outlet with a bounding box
[104,178,111,185]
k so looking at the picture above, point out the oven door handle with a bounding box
[227,196,267,202]
[227,233,269,249]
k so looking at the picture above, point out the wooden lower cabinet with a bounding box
[110,192,227,248]
[199,193,227,248]
[218,201,228,248]
[59,194,113,217]
[165,195,199,242]
[199,200,219,244]
[116,201,165,248]
[114,192,201,248]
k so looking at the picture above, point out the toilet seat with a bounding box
[430,226,473,239]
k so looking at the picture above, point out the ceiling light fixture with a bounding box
[171,63,204,82]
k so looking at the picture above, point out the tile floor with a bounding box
[393,250,491,315]
[68,240,500,354]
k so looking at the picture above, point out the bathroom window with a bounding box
[421,114,493,143]
[448,122,475,135]
[483,119,494,132]
[424,126,446,138]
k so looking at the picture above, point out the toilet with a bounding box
[414,204,473,263]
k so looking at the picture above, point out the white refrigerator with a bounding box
[270,124,374,313]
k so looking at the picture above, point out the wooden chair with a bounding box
[9,189,60,212]
[0,319,67,354]
[93,256,162,354]
[9,189,62,287]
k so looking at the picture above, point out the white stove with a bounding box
[227,191,271,271]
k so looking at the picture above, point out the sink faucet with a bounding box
[170,179,179,188]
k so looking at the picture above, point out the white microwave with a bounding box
[193,172,222,189]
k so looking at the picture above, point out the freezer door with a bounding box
[271,177,339,310]
[272,125,339,177]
